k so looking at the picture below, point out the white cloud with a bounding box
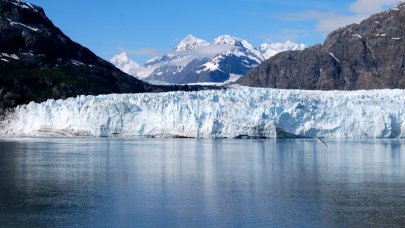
[192,44,235,57]
[118,47,161,56]
[315,14,364,33]
[283,0,403,33]
[173,44,235,58]
[349,0,402,14]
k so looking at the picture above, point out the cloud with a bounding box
[170,44,237,59]
[191,44,234,57]
[118,47,161,56]
[315,14,365,33]
[283,0,403,33]
[349,0,402,14]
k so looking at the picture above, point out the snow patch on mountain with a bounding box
[214,35,253,50]
[11,0,39,12]
[260,40,307,59]
[213,35,263,63]
[8,19,39,32]
[1,88,404,139]
[196,55,223,73]
[0,53,20,60]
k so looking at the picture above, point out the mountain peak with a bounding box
[1,0,42,13]
[184,34,198,40]
[110,52,140,74]
[213,35,240,45]
[111,35,307,84]
[212,35,257,53]
[260,40,306,59]
[111,52,130,62]
[174,34,209,52]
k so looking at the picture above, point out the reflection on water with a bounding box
[0,139,404,227]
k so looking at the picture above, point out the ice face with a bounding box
[1,87,404,139]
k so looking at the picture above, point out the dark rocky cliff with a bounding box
[237,3,405,90]
[0,0,161,110]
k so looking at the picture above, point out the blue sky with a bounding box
[27,0,401,63]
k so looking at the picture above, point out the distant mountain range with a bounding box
[111,35,306,84]
[237,2,405,90]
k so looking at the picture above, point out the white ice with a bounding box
[1,87,404,139]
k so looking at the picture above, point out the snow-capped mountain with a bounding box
[111,35,306,84]
[174,34,209,52]
[260,40,307,59]
[2,88,404,138]
[110,52,140,75]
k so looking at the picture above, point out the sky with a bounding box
[27,0,402,64]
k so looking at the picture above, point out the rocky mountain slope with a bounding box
[0,0,167,110]
[237,3,405,90]
[111,35,305,84]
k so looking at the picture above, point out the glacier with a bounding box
[0,87,404,138]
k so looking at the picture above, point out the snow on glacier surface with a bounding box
[1,87,404,138]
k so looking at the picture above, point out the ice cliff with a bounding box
[1,87,404,138]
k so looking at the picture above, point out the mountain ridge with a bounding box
[237,2,405,90]
[0,0,158,109]
[111,35,306,84]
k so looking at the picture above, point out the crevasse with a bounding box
[1,87,404,138]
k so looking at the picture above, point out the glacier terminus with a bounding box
[1,87,404,139]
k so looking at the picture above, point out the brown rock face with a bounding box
[237,3,405,90]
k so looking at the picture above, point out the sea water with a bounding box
[0,138,404,227]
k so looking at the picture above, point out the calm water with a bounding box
[0,138,404,227]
